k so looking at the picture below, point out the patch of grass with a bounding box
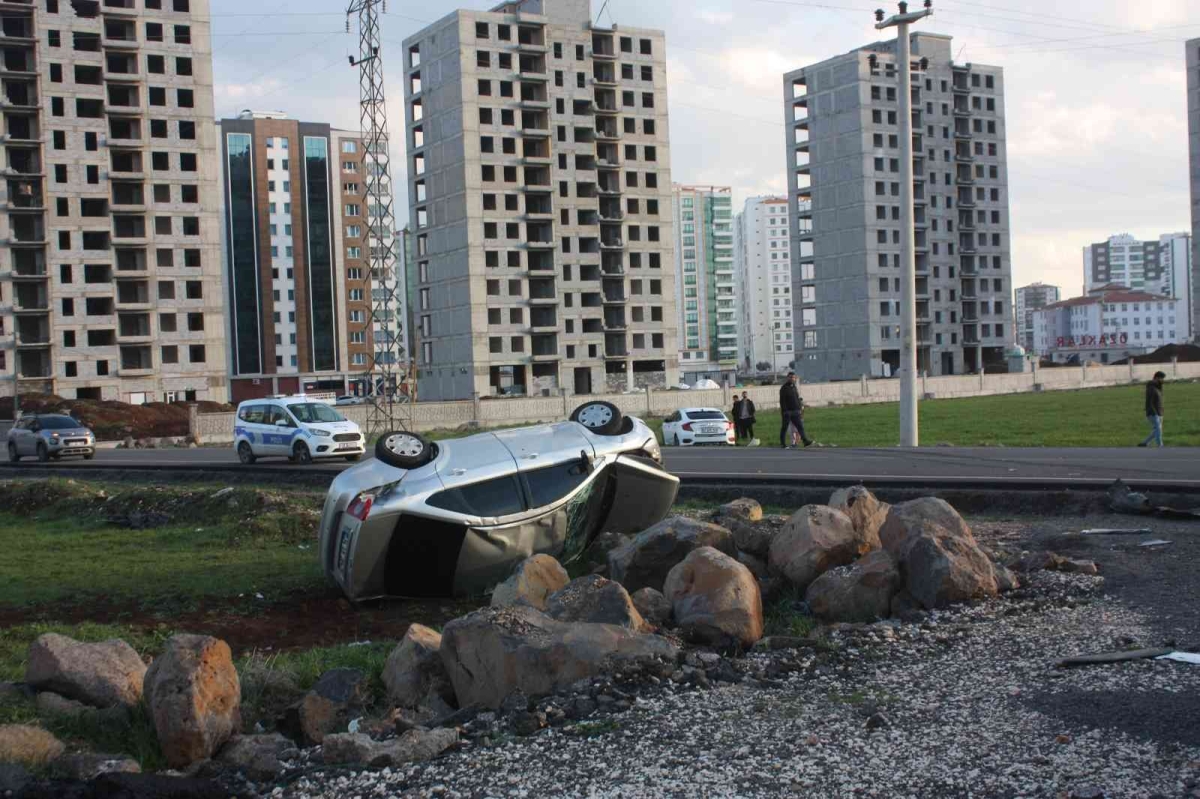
[0,479,328,610]
[646,381,1200,448]
[763,585,818,639]
[45,702,166,772]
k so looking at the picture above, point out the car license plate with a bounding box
[703,425,722,434]
[336,516,360,573]
[336,443,358,451]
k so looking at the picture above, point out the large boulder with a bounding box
[663,547,763,649]
[768,505,869,591]
[607,516,736,593]
[143,634,241,769]
[322,728,458,767]
[0,724,64,768]
[298,668,368,745]
[805,550,900,623]
[630,587,672,628]
[25,634,146,709]
[545,575,647,632]
[439,605,679,709]
[828,486,887,551]
[490,554,569,611]
[217,734,299,781]
[382,624,455,710]
[716,498,762,524]
[878,498,998,610]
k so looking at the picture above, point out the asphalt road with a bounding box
[4,443,1198,489]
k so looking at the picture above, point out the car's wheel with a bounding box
[344,454,361,462]
[36,443,49,462]
[6,443,19,463]
[237,441,256,465]
[569,400,623,436]
[375,431,433,469]
[293,441,313,465]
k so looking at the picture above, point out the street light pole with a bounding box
[876,1,931,448]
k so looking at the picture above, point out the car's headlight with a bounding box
[642,435,662,465]
[311,429,331,437]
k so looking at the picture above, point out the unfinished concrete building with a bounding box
[0,0,227,402]
[784,32,1014,380]
[402,0,678,400]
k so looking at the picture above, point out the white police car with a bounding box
[234,396,365,465]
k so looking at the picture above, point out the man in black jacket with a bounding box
[1138,371,1166,447]
[779,372,813,449]
[732,391,756,443]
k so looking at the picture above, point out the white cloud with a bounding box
[697,9,734,25]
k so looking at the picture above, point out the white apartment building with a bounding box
[1014,282,1059,354]
[673,184,735,385]
[784,32,1014,380]
[402,0,678,400]
[1033,284,1188,364]
[735,195,794,373]
[0,0,228,403]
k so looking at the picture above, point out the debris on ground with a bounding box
[1057,648,1174,667]
[1107,479,1200,520]
[1156,652,1200,665]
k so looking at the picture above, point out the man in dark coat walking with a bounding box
[732,391,756,443]
[779,372,813,449]
[1138,371,1166,447]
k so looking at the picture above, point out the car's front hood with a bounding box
[305,422,359,434]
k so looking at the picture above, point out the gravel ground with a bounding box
[279,565,1200,799]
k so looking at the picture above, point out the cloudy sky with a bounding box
[209,0,1196,299]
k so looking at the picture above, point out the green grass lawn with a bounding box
[644,381,1199,448]
[0,480,327,612]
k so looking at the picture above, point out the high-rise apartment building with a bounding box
[1083,232,1192,339]
[784,33,1014,380]
[216,112,372,402]
[1188,38,1199,340]
[1014,282,1059,354]
[0,0,227,403]
[401,0,678,400]
[673,184,735,384]
[735,195,794,373]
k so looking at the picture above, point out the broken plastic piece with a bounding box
[1138,539,1172,548]
[1057,647,1173,667]
[1156,652,1200,665]
[1080,528,1153,535]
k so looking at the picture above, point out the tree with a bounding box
[755,361,772,372]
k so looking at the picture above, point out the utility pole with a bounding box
[347,0,405,438]
[875,0,931,447]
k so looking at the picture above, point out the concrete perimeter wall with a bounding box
[186,360,1200,445]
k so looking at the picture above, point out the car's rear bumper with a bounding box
[677,435,735,446]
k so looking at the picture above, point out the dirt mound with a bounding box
[0,394,232,441]
[1113,343,1200,365]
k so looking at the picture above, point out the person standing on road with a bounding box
[1138,371,1166,448]
[779,372,814,449]
[735,391,756,444]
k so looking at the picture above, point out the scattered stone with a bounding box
[439,605,678,709]
[0,763,30,796]
[216,733,299,781]
[828,486,888,550]
[0,724,64,768]
[48,753,141,781]
[663,546,763,649]
[322,728,458,767]
[299,668,368,745]
[994,565,1021,593]
[34,691,89,719]
[490,554,570,611]
[751,636,818,652]
[865,712,890,730]
[736,551,769,579]
[879,498,998,610]
[143,634,241,769]
[729,521,775,559]
[25,634,147,709]
[805,550,900,623]
[607,516,737,593]
[382,623,455,710]
[717,498,762,524]
[545,575,647,632]
[1060,559,1100,576]
[1010,550,1067,573]
[630,587,672,628]
[768,505,868,592]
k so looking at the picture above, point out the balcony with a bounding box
[600,237,624,250]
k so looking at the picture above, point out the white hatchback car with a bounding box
[234,396,365,465]
[661,407,735,446]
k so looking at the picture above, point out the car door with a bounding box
[590,453,679,536]
[662,411,680,443]
[263,404,295,457]
[11,419,32,455]
[244,404,271,457]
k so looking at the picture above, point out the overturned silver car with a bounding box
[319,401,678,600]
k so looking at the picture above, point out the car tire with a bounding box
[6,443,18,463]
[36,443,49,462]
[237,441,257,465]
[344,454,361,462]
[293,442,313,466]
[569,400,623,436]
[375,431,433,469]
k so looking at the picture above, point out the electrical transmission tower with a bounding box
[347,0,408,437]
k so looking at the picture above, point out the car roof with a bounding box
[237,396,332,408]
